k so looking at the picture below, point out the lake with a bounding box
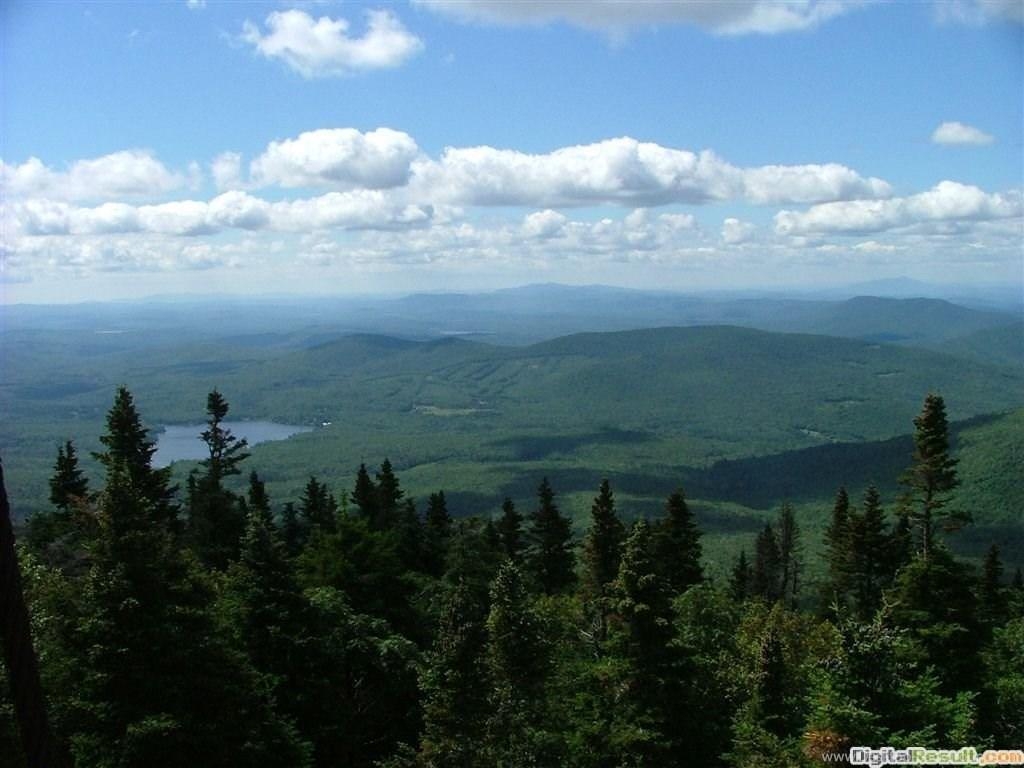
[153,421,314,467]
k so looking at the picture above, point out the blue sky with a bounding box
[1,0,1021,302]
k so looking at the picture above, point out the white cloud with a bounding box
[212,152,243,190]
[935,0,1024,25]
[250,128,419,189]
[413,137,890,208]
[185,0,206,10]
[931,121,995,146]
[241,9,423,77]
[522,209,568,239]
[774,181,1022,236]
[722,217,757,244]
[1,150,185,202]
[414,0,863,35]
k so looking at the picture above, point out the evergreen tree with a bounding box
[1013,568,1024,591]
[653,487,703,594]
[279,502,302,555]
[752,524,781,601]
[418,581,490,767]
[900,393,964,558]
[886,511,914,581]
[581,479,625,599]
[730,550,751,601]
[483,560,557,765]
[350,464,378,522]
[187,390,250,568]
[299,476,338,534]
[979,544,1006,626]
[423,491,453,577]
[821,487,851,611]
[848,485,889,619]
[375,458,404,529]
[777,503,801,607]
[525,478,576,595]
[496,497,523,561]
[93,386,176,527]
[49,440,89,512]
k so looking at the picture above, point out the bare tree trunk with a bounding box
[0,460,71,768]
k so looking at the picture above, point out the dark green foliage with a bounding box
[848,485,889,619]
[900,393,964,557]
[187,390,250,568]
[752,524,781,601]
[653,487,703,594]
[981,618,1024,742]
[730,550,751,601]
[821,487,851,612]
[978,544,1007,626]
[350,464,378,522]
[525,478,576,595]
[299,476,338,534]
[279,502,302,555]
[49,440,89,512]
[777,503,801,607]
[418,581,489,767]
[375,458,404,529]
[581,479,625,599]
[483,560,559,765]
[423,491,453,576]
[496,497,523,561]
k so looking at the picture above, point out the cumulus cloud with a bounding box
[7,190,432,238]
[241,9,423,77]
[212,152,244,190]
[1,150,185,202]
[414,0,862,35]
[935,0,1024,25]
[774,181,1022,236]
[250,128,419,189]
[413,137,890,208]
[722,218,757,244]
[931,121,995,146]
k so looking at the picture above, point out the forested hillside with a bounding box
[3,388,1022,767]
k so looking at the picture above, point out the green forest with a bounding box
[3,385,1022,767]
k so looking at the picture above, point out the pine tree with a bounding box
[752,524,781,601]
[821,487,851,611]
[900,393,964,558]
[730,550,751,601]
[777,503,801,607]
[425,491,452,536]
[753,618,789,737]
[496,497,523,561]
[49,440,89,512]
[423,491,453,576]
[887,511,914,581]
[525,478,576,595]
[581,479,625,599]
[279,502,302,555]
[653,487,703,594]
[200,390,250,484]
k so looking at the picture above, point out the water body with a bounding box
[153,421,314,467]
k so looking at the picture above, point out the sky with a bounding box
[1,0,1022,303]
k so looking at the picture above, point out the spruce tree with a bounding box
[752,524,781,601]
[483,560,555,765]
[496,497,523,561]
[525,477,576,594]
[849,485,888,619]
[979,544,1007,626]
[900,393,964,558]
[279,502,302,555]
[581,479,625,599]
[821,487,851,611]
[730,550,751,601]
[188,390,251,568]
[299,476,338,534]
[423,491,453,576]
[419,580,489,767]
[653,487,703,594]
[777,503,801,607]
[93,386,176,527]
[375,458,404,529]
[350,464,378,522]
[49,440,89,512]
